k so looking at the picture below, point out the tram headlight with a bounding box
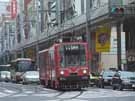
[60,71,64,75]
[83,70,87,74]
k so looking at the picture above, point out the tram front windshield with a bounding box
[16,61,36,72]
[59,44,86,67]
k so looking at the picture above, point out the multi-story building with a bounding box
[0,0,135,71]
[0,14,16,64]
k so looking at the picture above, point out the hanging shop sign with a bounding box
[96,26,111,52]
[11,0,17,19]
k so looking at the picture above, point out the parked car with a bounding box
[0,71,11,82]
[22,71,39,84]
[89,72,99,86]
[112,71,135,90]
[98,70,116,88]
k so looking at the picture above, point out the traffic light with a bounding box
[111,7,124,15]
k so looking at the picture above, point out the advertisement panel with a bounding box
[96,26,111,52]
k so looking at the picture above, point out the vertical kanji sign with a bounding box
[11,0,17,19]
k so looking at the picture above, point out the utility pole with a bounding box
[117,22,122,70]
[56,0,61,26]
[40,0,44,32]
[36,0,40,68]
[86,0,92,72]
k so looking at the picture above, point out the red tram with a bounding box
[39,42,89,89]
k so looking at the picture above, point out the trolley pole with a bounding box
[117,22,122,70]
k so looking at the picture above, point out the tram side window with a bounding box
[39,53,46,72]
[49,50,55,69]
[59,46,65,67]
[79,45,86,66]
[44,52,48,70]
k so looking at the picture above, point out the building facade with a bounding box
[0,0,135,72]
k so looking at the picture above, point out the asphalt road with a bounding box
[0,82,135,101]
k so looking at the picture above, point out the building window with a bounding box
[81,0,84,14]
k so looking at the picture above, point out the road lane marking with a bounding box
[78,89,135,98]
[0,92,9,98]
[57,92,82,99]
[65,99,88,101]
[33,93,59,97]
[40,99,59,101]
[11,94,28,97]
[24,91,34,94]
[4,90,16,94]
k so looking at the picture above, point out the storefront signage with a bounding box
[11,0,17,19]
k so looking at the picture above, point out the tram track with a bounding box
[35,85,84,99]
[55,89,84,100]
[69,90,83,99]
[0,82,84,99]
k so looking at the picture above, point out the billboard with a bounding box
[96,26,111,52]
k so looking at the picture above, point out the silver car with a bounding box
[22,71,39,84]
[0,71,11,82]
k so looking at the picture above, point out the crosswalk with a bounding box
[0,88,135,99]
[0,84,135,100]
[78,89,135,99]
[0,88,16,98]
[0,87,60,98]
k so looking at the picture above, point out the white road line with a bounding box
[65,99,88,101]
[24,91,34,94]
[33,93,58,97]
[11,94,28,97]
[0,92,9,98]
[0,89,17,98]
[4,89,16,94]
[78,89,135,99]
[57,92,81,99]
[41,88,58,92]
[10,92,59,98]
[40,99,61,101]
